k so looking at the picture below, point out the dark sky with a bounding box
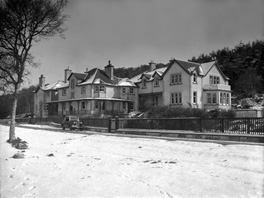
[29,0,264,86]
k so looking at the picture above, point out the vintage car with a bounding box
[61,116,84,130]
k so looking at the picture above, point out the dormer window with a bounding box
[71,79,75,89]
[154,78,159,87]
[193,73,197,83]
[81,86,85,94]
[142,79,147,88]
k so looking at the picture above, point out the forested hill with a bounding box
[189,40,264,98]
[114,40,264,98]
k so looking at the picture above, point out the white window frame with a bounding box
[71,79,75,89]
[193,91,197,104]
[122,87,126,94]
[207,92,217,104]
[210,76,220,85]
[81,86,85,94]
[94,85,99,92]
[170,73,182,85]
[62,89,66,96]
[193,73,197,83]
[122,102,126,110]
[171,92,182,104]
[99,85,105,92]
[154,78,160,87]
[81,101,85,110]
[142,79,147,88]
[129,87,134,94]
[207,93,212,104]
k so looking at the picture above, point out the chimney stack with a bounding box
[104,60,114,80]
[64,67,72,83]
[85,68,89,73]
[39,74,45,87]
[149,60,156,72]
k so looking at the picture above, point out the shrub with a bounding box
[144,106,235,119]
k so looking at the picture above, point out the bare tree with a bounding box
[0,0,68,143]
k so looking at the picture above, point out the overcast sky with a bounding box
[28,0,264,87]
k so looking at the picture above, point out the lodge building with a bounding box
[34,59,231,118]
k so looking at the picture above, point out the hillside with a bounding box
[114,40,264,99]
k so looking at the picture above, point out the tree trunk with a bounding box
[9,90,18,143]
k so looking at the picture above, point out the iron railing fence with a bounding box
[79,118,109,128]
[11,117,264,135]
[118,118,264,135]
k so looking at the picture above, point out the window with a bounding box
[210,76,220,84]
[226,93,230,105]
[193,73,197,83]
[154,78,159,87]
[46,91,50,98]
[153,96,158,105]
[212,93,217,104]
[129,87,134,94]
[207,93,212,104]
[142,79,147,88]
[100,85,105,92]
[223,93,226,105]
[207,93,216,104]
[171,92,182,104]
[122,87,126,94]
[193,91,197,104]
[81,101,85,110]
[62,89,66,96]
[122,102,126,110]
[171,73,182,84]
[71,79,75,89]
[71,92,74,99]
[220,93,223,104]
[94,85,99,92]
[81,86,85,94]
[95,101,99,109]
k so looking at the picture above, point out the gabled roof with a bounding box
[35,80,66,92]
[130,66,168,83]
[78,68,119,86]
[174,59,200,74]
[200,61,230,80]
[117,78,137,87]
[68,72,86,81]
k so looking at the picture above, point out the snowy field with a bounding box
[0,125,263,198]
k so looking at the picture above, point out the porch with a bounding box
[45,98,133,118]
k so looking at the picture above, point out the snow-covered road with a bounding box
[1,125,263,198]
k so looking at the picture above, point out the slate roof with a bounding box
[68,72,87,81]
[35,80,66,92]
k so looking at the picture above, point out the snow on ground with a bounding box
[0,125,263,198]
